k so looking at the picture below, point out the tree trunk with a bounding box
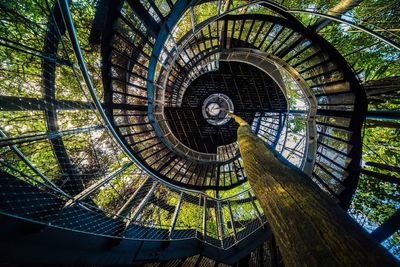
[229,113,399,267]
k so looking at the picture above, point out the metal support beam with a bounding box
[169,192,184,238]
[365,162,400,173]
[190,6,196,34]
[0,125,104,147]
[248,192,264,225]
[366,110,400,121]
[273,112,286,148]
[0,96,94,111]
[216,191,225,248]
[202,195,207,239]
[227,201,237,243]
[370,210,400,242]
[127,182,158,224]
[361,169,400,185]
[115,177,151,217]
[64,161,134,207]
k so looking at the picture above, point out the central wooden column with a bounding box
[229,113,398,267]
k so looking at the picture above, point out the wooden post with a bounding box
[229,112,399,266]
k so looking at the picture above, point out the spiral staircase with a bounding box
[0,0,399,265]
